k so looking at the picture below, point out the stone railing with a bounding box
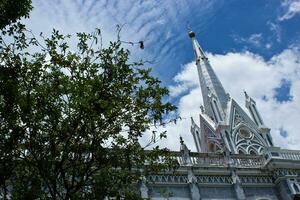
[166,151,265,168]
[190,152,227,167]
[278,149,300,160]
[154,148,300,169]
[229,154,265,168]
[265,147,300,161]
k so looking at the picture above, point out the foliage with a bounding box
[0,23,176,199]
[0,0,32,29]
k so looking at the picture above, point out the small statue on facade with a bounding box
[180,136,191,165]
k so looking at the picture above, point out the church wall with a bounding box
[145,181,296,200]
[243,186,280,200]
[276,180,293,200]
[199,186,236,199]
[148,185,190,199]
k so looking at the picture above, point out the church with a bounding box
[139,31,300,200]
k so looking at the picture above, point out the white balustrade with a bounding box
[169,152,265,168]
[277,150,300,161]
[150,148,300,169]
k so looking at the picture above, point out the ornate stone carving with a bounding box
[180,137,192,165]
[147,175,188,184]
[273,169,300,179]
[234,112,245,127]
[240,176,274,184]
[196,175,233,184]
[231,170,246,200]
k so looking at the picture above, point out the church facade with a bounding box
[139,31,300,200]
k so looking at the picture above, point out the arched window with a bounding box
[213,100,222,121]
[249,150,257,155]
[210,102,218,123]
[238,150,245,155]
[208,142,215,152]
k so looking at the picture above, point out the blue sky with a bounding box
[23,0,300,150]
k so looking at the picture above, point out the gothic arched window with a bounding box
[208,142,215,152]
[238,150,245,155]
[249,150,257,155]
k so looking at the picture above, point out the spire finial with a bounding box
[188,30,196,38]
[180,136,184,144]
[186,21,195,38]
[244,90,249,99]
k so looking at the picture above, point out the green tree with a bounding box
[0,24,177,199]
[0,0,32,29]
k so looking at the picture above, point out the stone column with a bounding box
[231,170,246,200]
[187,167,201,200]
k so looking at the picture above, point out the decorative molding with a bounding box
[196,175,232,184]
[240,176,274,185]
[273,169,300,179]
[147,175,188,184]
[147,174,233,185]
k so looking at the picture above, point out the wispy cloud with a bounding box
[232,33,264,48]
[267,21,282,43]
[168,62,199,97]
[279,0,300,21]
[24,0,221,70]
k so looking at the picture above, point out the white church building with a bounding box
[139,31,300,200]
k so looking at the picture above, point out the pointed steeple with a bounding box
[188,31,207,62]
[188,31,274,155]
[244,91,264,127]
[188,31,229,121]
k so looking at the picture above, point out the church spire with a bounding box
[188,31,207,62]
[188,31,229,121]
[188,31,273,155]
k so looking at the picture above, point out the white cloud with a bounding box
[23,0,220,63]
[232,33,264,48]
[140,87,202,152]
[160,48,300,151]
[279,0,300,21]
[248,34,263,47]
[168,62,199,96]
[265,43,272,49]
[267,21,282,43]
